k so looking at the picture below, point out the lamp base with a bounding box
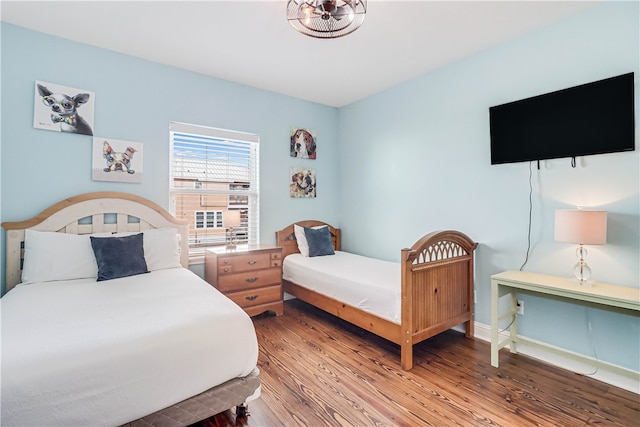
[572,245,593,284]
[569,278,595,287]
[225,243,237,250]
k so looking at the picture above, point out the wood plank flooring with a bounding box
[215,299,640,426]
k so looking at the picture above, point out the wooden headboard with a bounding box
[275,220,341,259]
[2,192,190,292]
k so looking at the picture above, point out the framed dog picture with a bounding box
[33,80,95,136]
[92,137,143,183]
[290,127,317,159]
[290,167,316,198]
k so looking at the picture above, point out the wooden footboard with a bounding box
[276,223,477,370]
[400,230,478,369]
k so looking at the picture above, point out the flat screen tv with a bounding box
[489,72,635,165]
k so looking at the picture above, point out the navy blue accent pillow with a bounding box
[304,226,335,257]
[90,233,149,281]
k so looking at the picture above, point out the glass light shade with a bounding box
[287,0,367,39]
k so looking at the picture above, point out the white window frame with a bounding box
[169,122,260,263]
[194,210,223,229]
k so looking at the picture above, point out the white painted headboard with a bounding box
[2,192,189,292]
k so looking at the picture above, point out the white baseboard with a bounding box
[455,322,640,395]
[287,296,639,394]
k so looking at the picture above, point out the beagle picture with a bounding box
[290,128,317,159]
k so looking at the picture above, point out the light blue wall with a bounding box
[0,22,342,289]
[1,2,639,372]
[339,2,639,371]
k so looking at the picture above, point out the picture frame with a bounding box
[290,167,316,198]
[92,137,143,183]
[290,127,317,159]
[33,80,95,136]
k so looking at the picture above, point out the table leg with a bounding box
[491,280,500,367]
[509,293,518,355]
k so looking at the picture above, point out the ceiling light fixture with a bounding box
[287,0,367,39]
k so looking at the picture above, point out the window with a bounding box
[170,122,259,263]
[194,210,223,229]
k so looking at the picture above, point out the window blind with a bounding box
[169,122,259,263]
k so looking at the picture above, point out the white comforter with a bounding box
[1,268,259,426]
[283,251,401,324]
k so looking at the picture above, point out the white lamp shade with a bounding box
[223,210,241,228]
[554,209,607,245]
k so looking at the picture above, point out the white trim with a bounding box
[170,122,259,143]
[169,122,260,261]
[456,321,640,394]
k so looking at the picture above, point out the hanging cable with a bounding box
[499,315,516,333]
[576,308,599,376]
[519,161,533,271]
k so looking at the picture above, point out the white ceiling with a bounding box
[1,0,598,107]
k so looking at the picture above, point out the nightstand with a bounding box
[205,245,283,317]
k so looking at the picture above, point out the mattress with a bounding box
[283,251,401,324]
[1,268,259,426]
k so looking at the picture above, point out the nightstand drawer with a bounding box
[217,268,281,292]
[227,285,281,309]
[218,253,271,274]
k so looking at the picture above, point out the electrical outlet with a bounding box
[516,300,524,315]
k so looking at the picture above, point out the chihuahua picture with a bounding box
[35,82,94,135]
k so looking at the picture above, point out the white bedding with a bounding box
[283,251,401,324]
[1,268,259,427]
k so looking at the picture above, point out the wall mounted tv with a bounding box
[489,72,635,165]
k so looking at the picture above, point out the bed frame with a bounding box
[276,220,478,371]
[2,191,260,426]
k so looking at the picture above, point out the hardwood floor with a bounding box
[217,299,639,426]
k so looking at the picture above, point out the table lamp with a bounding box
[554,209,607,285]
[223,210,242,249]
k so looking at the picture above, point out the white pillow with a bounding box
[140,227,182,271]
[22,229,98,284]
[93,227,181,271]
[294,224,328,257]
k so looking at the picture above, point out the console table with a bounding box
[491,270,640,377]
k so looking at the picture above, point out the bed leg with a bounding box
[400,341,413,370]
[465,318,474,339]
[236,403,248,417]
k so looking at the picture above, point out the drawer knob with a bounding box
[247,260,257,265]
[223,268,230,273]
[223,260,230,264]
[246,277,258,283]
[246,295,258,301]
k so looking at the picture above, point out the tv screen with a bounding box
[489,72,635,165]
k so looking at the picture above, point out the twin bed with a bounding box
[1,192,477,426]
[1,192,260,426]
[276,220,478,370]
